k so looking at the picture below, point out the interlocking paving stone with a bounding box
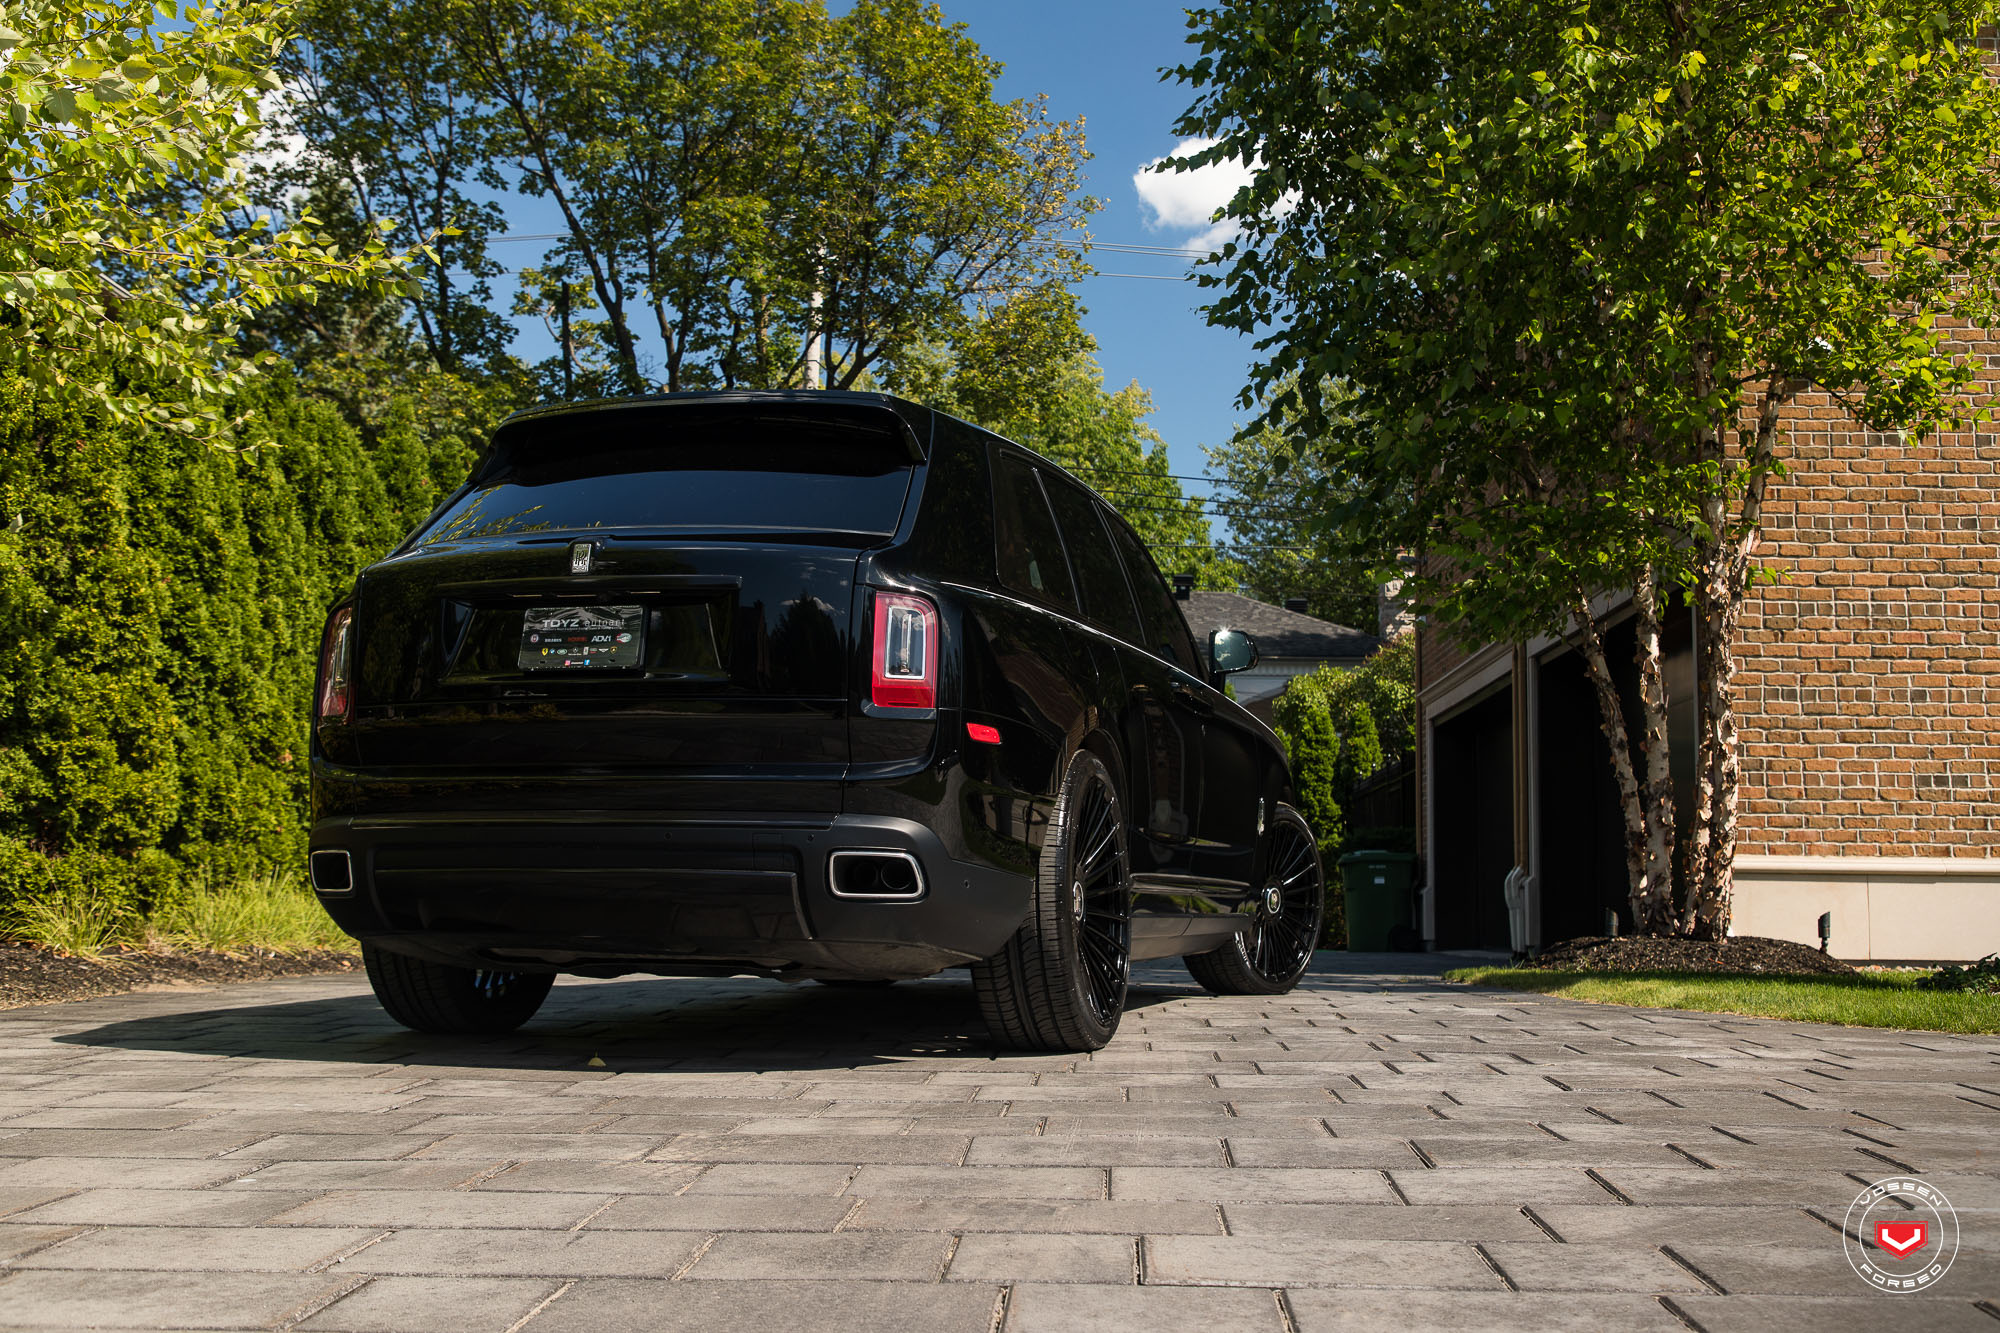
[340,1227,707,1277]
[0,954,1995,1329]
[1143,1234,1505,1289]
[1669,1294,2000,1332]
[526,1278,1004,1333]
[266,1188,613,1230]
[683,1231,951,1281]
[14,1223,377,1271]
[1284,1289,1688,1331]
[0,1268,353,1329]
[12,1185,316,1228]
[945,1232,1136,1283]
[1002,1282,1286,1331]
[295,1275,563,1332]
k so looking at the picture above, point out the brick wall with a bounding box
[1735,392,2000,857]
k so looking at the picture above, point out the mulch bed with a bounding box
[0,942,360,1010]
[1530,933,1856,976]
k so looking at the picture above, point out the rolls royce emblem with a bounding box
[569,541,593,574]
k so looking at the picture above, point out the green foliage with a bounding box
[1204,378,1379,629]
[1329,695,1382,803]
[298,0,1096,396]
[0,0,418,433]
[152,866,352,953]
[0,373,479,934]
[1919,954,2000,995]
[1285,638,1416,775]
[1172,2,2000,646]
[1271,684,1342,854]
[272,0,514,375]
[1448,968,2000,1035]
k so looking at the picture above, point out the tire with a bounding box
[1184,804,1324,996]
[971,748,1132,1052]
[362,943,555,1034]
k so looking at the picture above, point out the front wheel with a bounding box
[363,944,555,1034]
[971,749,1132,1052]
[1184,805,1324,996]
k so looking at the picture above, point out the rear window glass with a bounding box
[416,404,916,545]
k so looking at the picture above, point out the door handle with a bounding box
[1170,680,1213,715]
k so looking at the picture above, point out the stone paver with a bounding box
[0,954,1994,1329]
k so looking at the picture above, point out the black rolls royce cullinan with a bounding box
[308,392,1324,1051]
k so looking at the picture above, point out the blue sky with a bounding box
[490,2,1255,484]
[928,0,1259,481]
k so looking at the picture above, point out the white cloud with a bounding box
[1133,137,1252,253]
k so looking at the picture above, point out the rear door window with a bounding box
[1041,475,1145,644]
[992,452,1076,611]
[416,404,916,546]
[1106,517,1201,674]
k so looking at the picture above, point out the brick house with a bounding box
[1414,399,2000,962]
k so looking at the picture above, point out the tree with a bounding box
[270,0,514,375]
[1170,0,2000,937]
[441,0,1092,396]
[0,0,414,431]
[1205,378,1384,630]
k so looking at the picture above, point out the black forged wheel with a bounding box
[971,748,1132,1052]
[1184,804,1324,996]
[362,943,555,1034]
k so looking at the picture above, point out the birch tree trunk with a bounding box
[1681,378,1791,940]
[1571,584,1676,933]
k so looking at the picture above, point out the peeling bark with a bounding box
[1571,590,1657,931]
[1631,565,1678,934]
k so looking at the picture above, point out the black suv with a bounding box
[309,392,1323,1051]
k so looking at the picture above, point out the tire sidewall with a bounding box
[1045,748,1130,1043]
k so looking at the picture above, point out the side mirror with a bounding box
[1208,628,1259,674]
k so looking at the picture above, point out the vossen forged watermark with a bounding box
[1844,1177,1961,1293]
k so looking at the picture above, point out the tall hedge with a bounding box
[0,375,481,923]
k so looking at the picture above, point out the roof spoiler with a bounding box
[493,390,932,463]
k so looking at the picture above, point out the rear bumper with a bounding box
[308,812,1032,980]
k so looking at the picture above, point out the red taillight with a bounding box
[317,606,353,725]
[871,591,937,710]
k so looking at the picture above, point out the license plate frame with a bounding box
[518,605,646,672]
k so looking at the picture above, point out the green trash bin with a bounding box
[1339,851,1418,951]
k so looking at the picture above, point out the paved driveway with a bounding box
[0,955,1993,1332]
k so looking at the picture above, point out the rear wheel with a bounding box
[362,944,555,1034]
[972,749,1131,1052]
[1184,805,1323,996]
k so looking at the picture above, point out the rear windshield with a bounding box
[416,404,916,546]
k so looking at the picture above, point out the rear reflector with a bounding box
[871,591,937,710]
[966,722,1002,745]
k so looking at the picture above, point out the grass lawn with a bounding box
[1443,967,2000,1034]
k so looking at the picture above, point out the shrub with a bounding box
[0,372,494,941]
[1273,681,1344,853]
[1919,954,2000,994]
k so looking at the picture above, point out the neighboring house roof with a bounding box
[1181,591,1381,661]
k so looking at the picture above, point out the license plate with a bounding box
[518,605,645,671]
